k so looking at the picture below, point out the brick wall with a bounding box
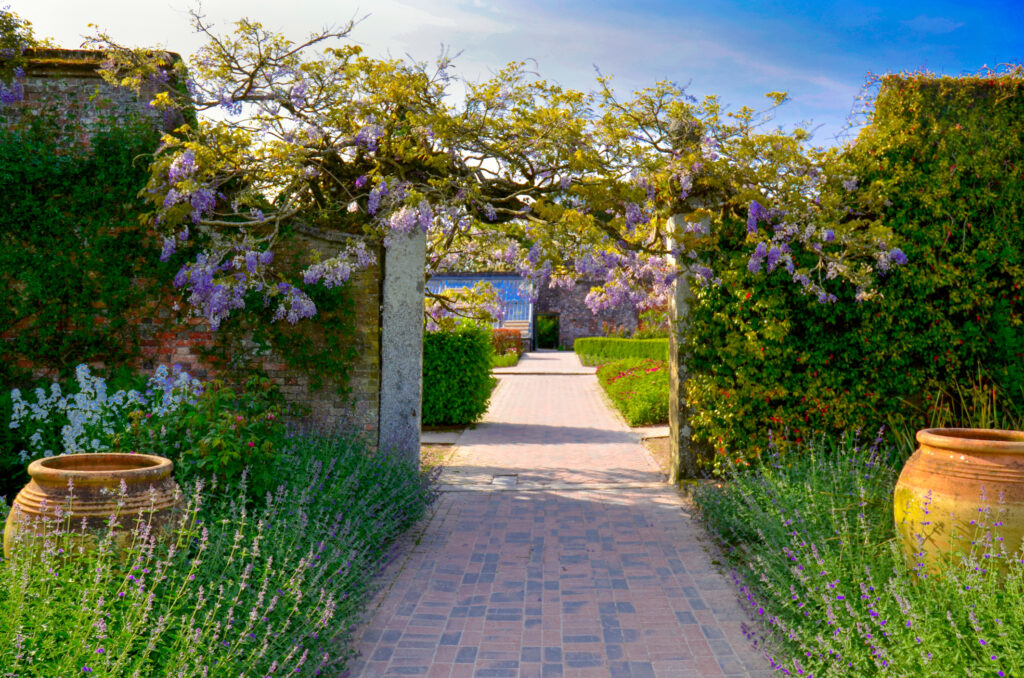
[534,280,638,349]
[3,48,182,142]
[3,49,383,446]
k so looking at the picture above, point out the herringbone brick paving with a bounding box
[349,352,770,677]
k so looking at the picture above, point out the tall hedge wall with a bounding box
[422,327,495,426]
[686,71,1024,466]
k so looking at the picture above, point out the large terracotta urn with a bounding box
[894,428,1024,573]
[3,453,183,559]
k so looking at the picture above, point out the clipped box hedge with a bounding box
[574,337,669,365]
[422,327,495,426]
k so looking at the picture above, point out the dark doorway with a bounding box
[535,314,559,349]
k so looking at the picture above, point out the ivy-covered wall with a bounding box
[0,49,383,443]
[684,70,1024,467]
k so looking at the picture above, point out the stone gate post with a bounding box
[378,231,426,463]
[667,213,710,481]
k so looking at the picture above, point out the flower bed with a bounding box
[695,433,1024,676]
[596,358,669,426]
[0,431,432,676]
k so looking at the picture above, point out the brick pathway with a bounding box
[349,352,769,678]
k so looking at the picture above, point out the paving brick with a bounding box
[350,353,769,677]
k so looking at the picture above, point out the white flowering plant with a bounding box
[7,364,202,465]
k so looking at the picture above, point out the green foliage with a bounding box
[0,114,171,385]
[490,352,520,368]
[574,337,669,366]
[536,315,559,348]
[422,327,495,426]
[204,281,359,397]
[685,69,1024,468]
[112,376,287,500]
[0,431,433,676]
[596,358,669,426]
[633,307,670,339]
[694,433,1024,676]
[491,328,523,357]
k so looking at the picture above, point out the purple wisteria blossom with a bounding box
[747,201,768,234]
[168,150,197,182]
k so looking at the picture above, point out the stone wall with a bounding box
[534,280,638,349]
[3,49,385,446]
[3,48,181,143]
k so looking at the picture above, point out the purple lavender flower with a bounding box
[388,207,418,234]
[355,175,368,189]
[748,241,768,274]
[190,188,216,223]
[747,201,767,234]
[168,150,197,183]
[483,203,497,222]
[354,124,383,151]
[367,187,381,215]
[890,248,907,266]
[244,251,260,273]
[160,237,176,262]
[416,200,433,232]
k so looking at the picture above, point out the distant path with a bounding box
[349,351,770,678]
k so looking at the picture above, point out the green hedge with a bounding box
[422,327,495,426]
[596,358,669,426]
[574,337,669,365]
[685,71,1024,468]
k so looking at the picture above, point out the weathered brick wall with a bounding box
[3,48,181,142]
[3,49,383,445]
[534,280,638,349]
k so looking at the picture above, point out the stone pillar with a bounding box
[378,231,426,463]
[667,214,709,481]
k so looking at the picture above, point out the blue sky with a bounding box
[17,0,1023,145]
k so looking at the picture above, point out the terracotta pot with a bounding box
[894,428,1024,573]
[3,452,183,559]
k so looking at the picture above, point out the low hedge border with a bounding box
[575,337,669,366]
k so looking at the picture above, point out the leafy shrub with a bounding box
[112,375,287,499]
[596,358,669,426]
[492,328,523,357]
[4,365,287,501]
[0,431,433,676]
[633,307,670,339]
[536,315,559,347]
[422,327,495,425]
[684,71,1024,468]
[491,352,520,368]
[575,337,669,366]
[694,432,1024,677]
[3,364,200,502]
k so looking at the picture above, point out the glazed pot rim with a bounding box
[917,427,1024,453]
[27,452,173,482]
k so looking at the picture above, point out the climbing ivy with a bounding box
[0,113,173,386]
[684,68,1024,467]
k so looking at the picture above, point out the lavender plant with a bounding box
[696,432,1024,677]
[0,431,432,676]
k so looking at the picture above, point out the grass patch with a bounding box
[596,358,669,426]
[0,431,434,676]
[694,433,1024,677]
